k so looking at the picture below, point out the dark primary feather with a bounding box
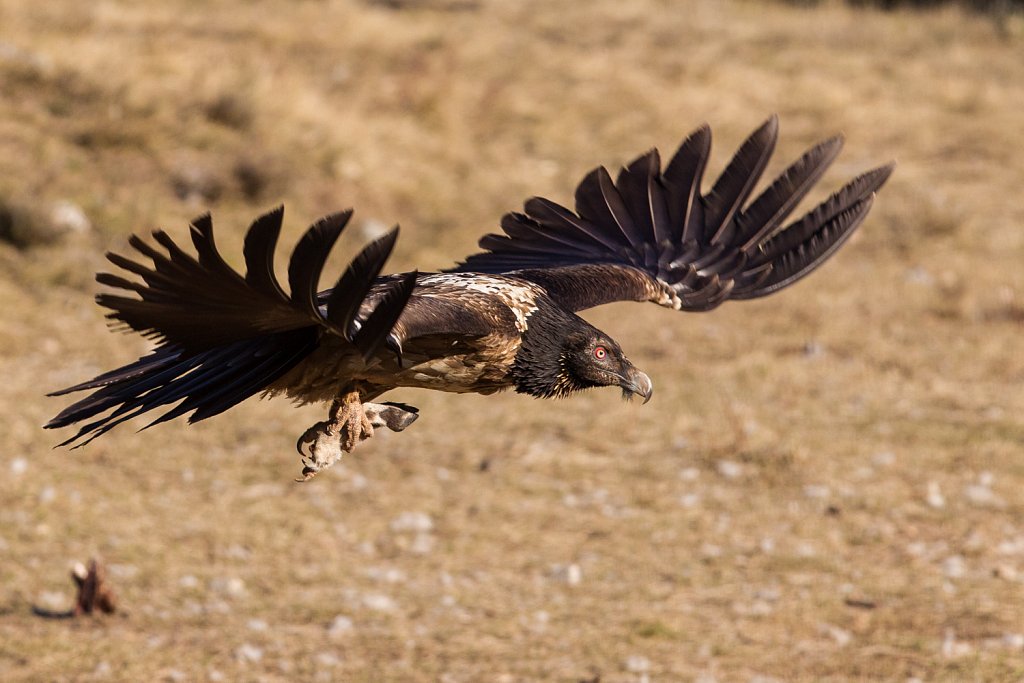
[47,208,414,447]
[450,117,893,315]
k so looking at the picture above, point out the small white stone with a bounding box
[716,460,743,479]
[390,511,434,533]
[679,493,701,508]
[10,458,27,476]
[820,623,852,647]
[679,467,700,481]
[362,593,397,612]
[964,484,1004,508]
[210,577,246,598]
[1002,632,1024,649]
[409,532,435,555]
[700,543,722,558]
[926,481,946,509]
[365,566,406,583]
[327,615,354,637]
[316,652,341,668]
[803,484,830,499]
[50,200,90,234]
[943,555,966,579]
[247,618,268,631]
[566,563,582,586]
[624,655,650,673]
[795,542,818,557]
[38,487,56,504]
[871,451,895,467]
[234,643,263,664]
[993,564,1018,581]
[942,629,973,658]
[179,575,199,589]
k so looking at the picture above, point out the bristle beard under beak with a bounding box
[618,367,653,405]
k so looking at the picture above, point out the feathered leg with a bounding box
[295,389,419,481]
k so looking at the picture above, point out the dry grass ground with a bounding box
[1,0,1023,680]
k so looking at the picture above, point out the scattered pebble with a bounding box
[315,652,341,668]
[997,536,1024,556]
[679,467,700,481]
[624,654,650,673]
[362,593,397,612]
[1003,633,1024,650]
[409,532,435,555]
[364,566,407,583]
[235,643,263,664]
[716,460,743,479]
[327,615,354,638]
[964,482,1004,508]
[992,564,1018,581]
[390,511,434,533]
[802,340,825,358]
[49,200,90,235]
[179,575,199,589]
[926,481,946,509]
[803,484,830,499]
[10,458,27,476]
[942,629,973,659]
[679,493,701,508]
[700,543,722,558]
[871,451,895,467]
[246,618,268,631]
[943,555,966,579]
[210,577,246,598]
[550,563,582,586]
[820,623,852,647]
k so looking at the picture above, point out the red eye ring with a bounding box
[594,346,607,360]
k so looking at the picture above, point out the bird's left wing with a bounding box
[449,116,893,313]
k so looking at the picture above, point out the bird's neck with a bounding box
[510,300,582,399]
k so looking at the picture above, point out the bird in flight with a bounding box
[47,116,893,480]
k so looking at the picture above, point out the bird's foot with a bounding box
[295,398,419,481]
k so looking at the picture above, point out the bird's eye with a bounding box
[593,346,607,360]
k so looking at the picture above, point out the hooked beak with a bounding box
[618,365,653,405]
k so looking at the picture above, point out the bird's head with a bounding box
[512,302,653,403]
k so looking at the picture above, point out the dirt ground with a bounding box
[1,0,1023,681]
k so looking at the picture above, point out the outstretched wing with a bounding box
[47,207,416,446]
[96,206,414,355]
[450,116,894,313]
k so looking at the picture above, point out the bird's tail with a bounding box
[46,207,413,448]
[45,328,319,448]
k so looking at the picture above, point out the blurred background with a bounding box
[1,0,1023,680]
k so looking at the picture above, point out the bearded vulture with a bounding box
[47,117,893,479]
